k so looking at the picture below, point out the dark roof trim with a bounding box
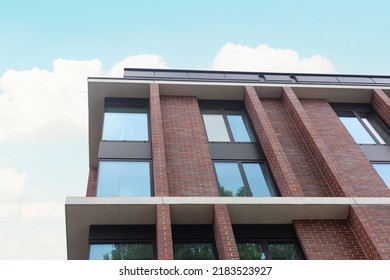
[122,68,390,86]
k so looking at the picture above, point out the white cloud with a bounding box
[0,55,169,142]
[0,203,19,222]
[107,54,168,77]
[0,166,31,202]
[212,43,336,73]
[20,202,63,222]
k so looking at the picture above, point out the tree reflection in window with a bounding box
[268,243,300,260]
[90,243,154,260]
[174,243,215,260]
[237,243,266,260]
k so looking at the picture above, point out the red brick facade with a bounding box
[87,82,390,260]
[371,89,390,127]
[349,205,390,260]
[86,167,97,197]
[213,204,239,260]
[150,84,170,196]
[294,220,367,260]
[261,98,332,197]
[156,205,174,260]
[160,95,219,197]
[283,87,389,197]
[244,86,304,197]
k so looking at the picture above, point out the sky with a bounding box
[1,0,390,260]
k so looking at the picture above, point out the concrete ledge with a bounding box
[65,196,390,259]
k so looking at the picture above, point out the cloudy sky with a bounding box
[1,0,390,260]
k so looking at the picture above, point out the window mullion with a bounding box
[238,162,252,197]
[222,109,235,143]
[353,111,380,144]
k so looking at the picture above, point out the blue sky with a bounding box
[1,0,390,259]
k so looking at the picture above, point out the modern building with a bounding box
[65,68,390,260]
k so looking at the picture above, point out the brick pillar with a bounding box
[244,86,303,196]
[156,205,174,260]
[150,83,169,196]
[282,87,389,197]
[86,167,97,197]
[349,205,390,260]
[294,220,367,260]
[213,204,239,260]
[371,89,390,127]
[161,96,219,196]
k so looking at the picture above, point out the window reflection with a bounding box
[237,243,266,260]
[97,161,151,197]
[372,163,390,189]
[339,116,376,144]
[174,243,215,260]
[102,107,148,141]
[89,243,154,260]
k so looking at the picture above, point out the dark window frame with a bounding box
[102,97,151,143]
[199,100,256,144]
[89,225,157,260]
[96,159,154,197]
[213,160,279,197]
[233,225,304,260]
[332,103,390,145]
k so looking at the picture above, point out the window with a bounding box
[214,162,277,197]
[233,225,303,260]
[202,109,255,142]
[102,107,149,141]
[89,243,154,260]
[89,225,156,260]
[372,163,390,189]
[337,111,389,145]
[172,225,217,260]
[96,161,152,197]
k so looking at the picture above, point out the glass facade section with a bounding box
[242,163,276,197]
[89,243,154,260]
[102,108,148,141]
[214,162,246,197]
[174,243,215,260]
[226,111,254,142]
[268,242,300,260]
[97,161,151,197]
[202,114,230,142]
[372,163,390,189]
[237,243,266,260]
[339,116,376,144]
[214,162,276,197]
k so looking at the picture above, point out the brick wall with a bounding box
[86,167,97,197]
[156,205,174,260]
[150,84,170,196]
[371,89,390,127]
[261,98,332,197]
[282,87,389,197]
[294,220,367,260]
[349,205,390,259]
[213,204,239,260]
[160,96,219,196]
[244,86,304,197]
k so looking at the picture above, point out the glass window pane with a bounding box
[268,243,300,260]
[89,244,154,260]
[339,116,376,144]
[242,163,276,197]
[174,243,215,260]
[226,112,254,142]
[214,162,247,197]
[97,161,151,197]
[361,118,386,144]
[202,114,230,142]
[237,243,266,260]
[102,108,148,141]
[373,163,390,189]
